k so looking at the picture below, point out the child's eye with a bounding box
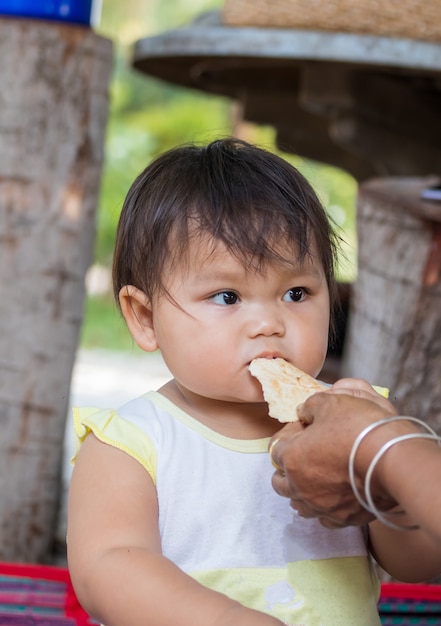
[283,287,306,302]
[211,291,239,305]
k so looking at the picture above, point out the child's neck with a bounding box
[158,379,281,440]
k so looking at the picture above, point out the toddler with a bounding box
[68,139,441,626]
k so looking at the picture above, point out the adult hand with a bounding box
[269,379,397,528]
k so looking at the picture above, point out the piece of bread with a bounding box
[249,357,327,422]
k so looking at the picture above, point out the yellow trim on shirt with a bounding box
[147,391,271,453]
[72,406,157,482]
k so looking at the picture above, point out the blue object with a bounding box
[0,0,100,25]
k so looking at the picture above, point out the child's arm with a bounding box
[67,434,283,626]
[368,435,441,582]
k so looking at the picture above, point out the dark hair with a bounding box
[113,138,340,330]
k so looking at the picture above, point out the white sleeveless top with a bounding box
[72,391,381,626]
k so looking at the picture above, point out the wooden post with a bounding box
[0,19,112,562]
[342,177,441,432]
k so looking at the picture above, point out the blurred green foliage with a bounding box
[94,0,233,265]
[81,0,358,349]
[80,293,135,350]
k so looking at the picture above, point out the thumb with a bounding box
[296,400,314,426]
[297,390,334,426]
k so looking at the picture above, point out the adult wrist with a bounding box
[349,416,441,530]
[355,418,420,498]
[364,430,441,529]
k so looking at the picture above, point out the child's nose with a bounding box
[246,305,285,337]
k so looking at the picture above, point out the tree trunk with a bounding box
[0,19,112,562]
[342,176,441,433]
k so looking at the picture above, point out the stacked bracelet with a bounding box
[348,416,441,531]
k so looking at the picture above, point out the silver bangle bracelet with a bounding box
[365,432,441,531]
[348,416,439,519]
[348,417,397,512]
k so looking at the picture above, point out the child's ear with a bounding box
[118,285,159,352]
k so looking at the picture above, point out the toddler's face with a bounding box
[150,234,330,406]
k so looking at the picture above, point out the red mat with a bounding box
[0,563,97,625]
[379,582,441,625]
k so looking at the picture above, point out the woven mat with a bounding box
[223,0,441,43]
[0,564,97,626]
[379,582,441,625]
